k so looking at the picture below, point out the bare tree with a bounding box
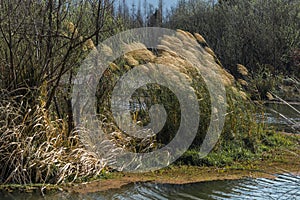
[0,0,120,135]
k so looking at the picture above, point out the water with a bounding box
[69,174,300,199]
[2,174,300,200]
[258,103,300,133]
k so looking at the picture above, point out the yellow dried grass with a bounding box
[0,92,107,185]
[204,47,216,58]
[127,49,156,62]
[238,78,249,86]
[237,64,249,76]
[194,33,207,46]
[124,55,139,66]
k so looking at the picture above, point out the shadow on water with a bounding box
[2,174,300,200]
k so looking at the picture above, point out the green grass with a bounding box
[176,130,298,168]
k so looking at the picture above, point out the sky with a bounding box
[116,0,179,14]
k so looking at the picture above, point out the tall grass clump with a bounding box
[95,29,268,167]
[0,89,107,185]
[95,30,226,154]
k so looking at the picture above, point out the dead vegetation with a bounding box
[0,89,107,185]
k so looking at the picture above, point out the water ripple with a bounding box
[2,174,300,200]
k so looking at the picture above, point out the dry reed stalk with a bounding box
[0,90,108,185]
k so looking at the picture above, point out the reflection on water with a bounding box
[96,174,300,200]
[2,174,300,200]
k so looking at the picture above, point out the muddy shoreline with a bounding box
[1,147,299,195]
[65,148,300,194]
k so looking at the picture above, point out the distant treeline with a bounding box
[120,0,300,77]
[164,0,300,77]
[0,0,299,129]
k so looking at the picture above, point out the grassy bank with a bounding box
[0,131,299,195]
[66,130,300,194]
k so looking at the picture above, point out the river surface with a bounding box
[1,173,300,200]
[259,103,300,133]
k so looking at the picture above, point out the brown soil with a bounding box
[64,147,300,194]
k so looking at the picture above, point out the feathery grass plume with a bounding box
[239,91,249,100]
[220,74,234,87]
[127,49,156,63]
[221,69,235,86]
[124,64,131,71]
[157,46,179,57]
[185,31,196,40]
[124,54,139,66]
[109,63,121,72]
[194,33,208,47]
[83,39,96,51]
[161,35,183,52]
[138,65,150,73]
[214,58,223,68]
[176,29,194,40]
[179,73,193,84]
[154,54,182,66]
[204,47,216,58]
[123,42,147,53]
[64,21,78,37]
[100,44,113,57]
[165,35,183,47]
[238,78,249,86]
[237,64,249,76]
[156,44,171,53]
[161,39,172,47]
[230,86,239,96]
[266,92,274,100]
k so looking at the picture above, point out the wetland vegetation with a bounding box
[0,0,299,198]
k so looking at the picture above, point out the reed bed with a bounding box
[0,89,107,185]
